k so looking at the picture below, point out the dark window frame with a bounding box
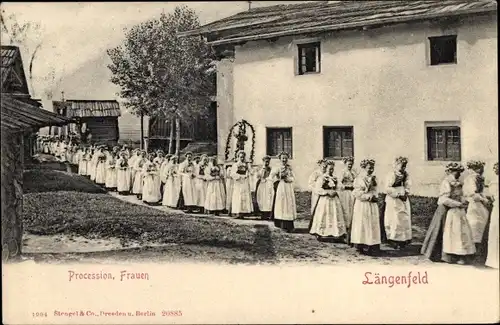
[297,42,321,75]
[426,125,461,161]
[429,35,457,66]
[323,126,354,160]
[266,127,293,159]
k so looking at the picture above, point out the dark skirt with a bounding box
[269,181,280,221]
[420,204,454,263]
[379,194,387,242]
[274,219,294,232]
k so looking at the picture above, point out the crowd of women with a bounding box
[36,135,498,269]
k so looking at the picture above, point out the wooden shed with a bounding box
[148,100,218,152]
[1,45,70,261]
[56,99,121,145]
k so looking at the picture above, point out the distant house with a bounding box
[52,99,121,145]
[181,0,498,196]
[1,45,70,260]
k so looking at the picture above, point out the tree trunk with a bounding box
[168,119,174,155]
[175,117,181,156]
[140,112,144,150]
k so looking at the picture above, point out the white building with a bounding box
[181,0,498,196]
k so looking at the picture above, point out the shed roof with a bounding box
[1,96,71,132]
[1,45,29,94]
[55,100,121,118]
[179,0,497,45]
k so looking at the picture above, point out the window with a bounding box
[429,35,457,66]
[298,42,320,75]
[323,126,354,159]
[266,127,293,158]
[426,124,461,161]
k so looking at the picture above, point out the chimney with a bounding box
[248,1,252,10]
[61,91,65,102]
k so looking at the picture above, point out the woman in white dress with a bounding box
[194,155,209,213]
[272,152,297,232]
[384,156,412,250]
[78,147,88,176]
[179,152,197,213]
[308,159,327,215]
[351,159,381,256]
[485,162,499,269]
[142,153,162,205]
[255,156,275,220]
[94,146,107,185]
[128,149,141,191]
[464,160,491,255]
[421,163,475,264]
[105,151,118,191]
[309,160,347,242]
[159,153,172,197]
[132,150,147,200]
[339,156,357,237]
[230,150,254,218]
[89,147,98,181]
[163,155,181,208]
[116,151,130,195]
[204,156,226,216]
[224,164,233,215]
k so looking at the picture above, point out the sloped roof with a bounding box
[1,95,70,132]
[1,45,29,94]
[64,100,121,118]
[180,0,497,46]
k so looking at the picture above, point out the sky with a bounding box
[1,1,306,99]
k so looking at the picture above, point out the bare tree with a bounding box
[1,9,43,97]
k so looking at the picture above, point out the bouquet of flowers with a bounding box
[119,159,128,169]
[237,164,247,175]
[146,163,157,174]
[210,167,221,178]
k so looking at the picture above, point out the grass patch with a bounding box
[22,192,263,254]
[23,170,105,194]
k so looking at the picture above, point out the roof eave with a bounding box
[207,6,497,46]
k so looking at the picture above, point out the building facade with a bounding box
[184,1,498,196]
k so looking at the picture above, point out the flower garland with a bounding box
[224,120,255,163]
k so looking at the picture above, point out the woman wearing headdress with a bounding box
[78,147,88,176]
[163,155,181,208]
[384,156,412,250]
[132,150,147,200]
[271,152,297,232]
[309,160,347,242]
[255,155,275,220]
[485,162,499,269]
[204,156,226,216]
[350,159,381,256]
[194,154,210,213]
[94,146,107,186]
[105,151,118,191]
[421,163,475,264]
[230,150,254,218]
[464,160,491,255]
[116,151,130,195]
[178,151,197,212]
[308,159,327,215]
[224,163,234,215]
[339,156,357,238]
[142,153,162,205]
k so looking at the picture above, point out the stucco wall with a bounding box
[219,15,498,197]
